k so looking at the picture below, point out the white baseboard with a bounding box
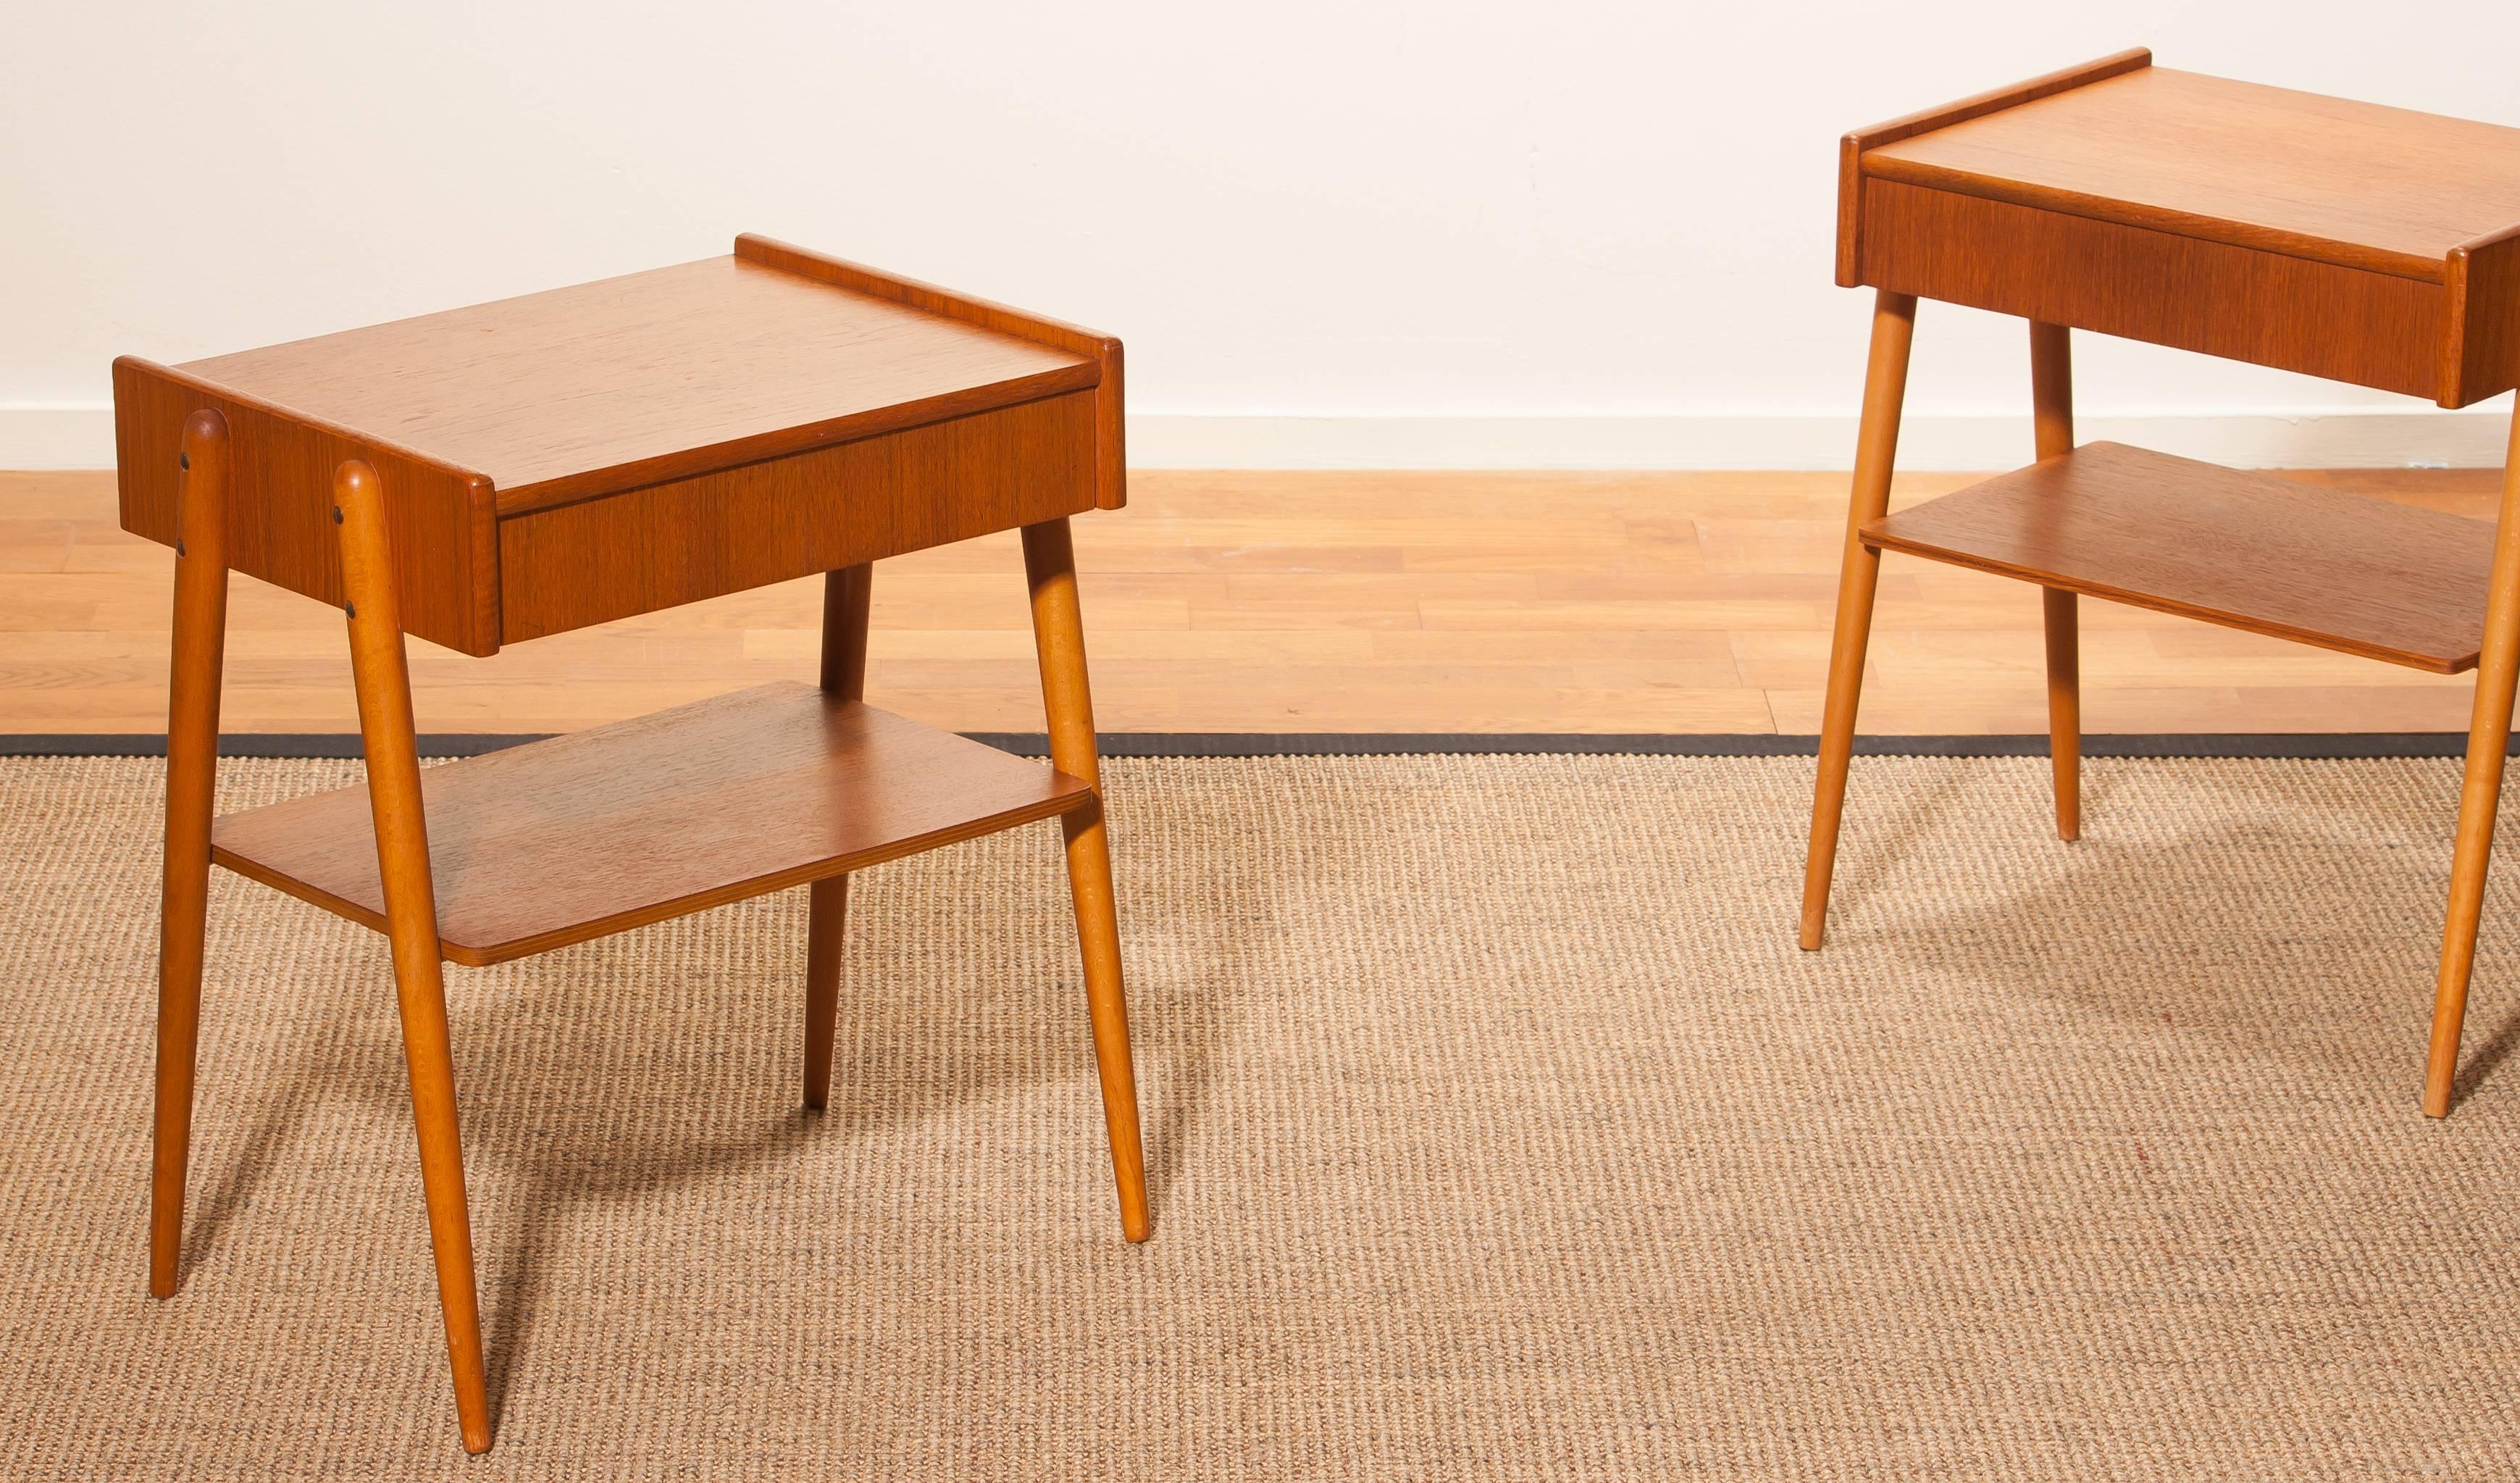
[1125,408,2516,470]
[7,402,2511,473]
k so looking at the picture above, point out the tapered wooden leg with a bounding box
[803,876,847,1109]
[335,460,492,1453]
[2031,322,2081,842]
[1800,291,1919,951]
[149,409,230,1300]
[2041,588,2081,838]
[804,564,872,1110]
[2425,407,2520,1117]
[1020,518,1151,1242]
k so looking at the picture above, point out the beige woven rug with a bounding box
[4,753,2519,1482]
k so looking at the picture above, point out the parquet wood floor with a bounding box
[2,467,2498,735]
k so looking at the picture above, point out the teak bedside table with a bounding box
[1800,51,2520,1116]
[116,235,1148,1453]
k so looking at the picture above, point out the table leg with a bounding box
[2427,406,2520,1117]
[150,409,230,1300]
[1020,517,1151,1242]
[804,563,872,1110]
[335,460,493,1452]
[1800,291,1918,950]
[2031,321,2081,843]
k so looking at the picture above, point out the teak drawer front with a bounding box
[496,390,1097,642]
[1857,178,2456,404]
[112,359,502,656]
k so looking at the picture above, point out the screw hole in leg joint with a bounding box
[175,540,186,559]
[344,601,356,619]
[178,453,189,471]
[332,506,343,524]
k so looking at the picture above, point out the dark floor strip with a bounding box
[2,732,2508,761]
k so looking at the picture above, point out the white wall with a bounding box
[5,1,2516,469]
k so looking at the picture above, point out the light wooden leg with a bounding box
[2031,321,2081,843]
[1020,518,1151,1242]
[149,409,230,1300]
[2426,406,2520,1117]
[1800,291,1919,950]
[804,563,871,1110]
[335,460,492,1453]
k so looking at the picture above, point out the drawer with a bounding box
[495,388,1098,643]
[1854,178,2464,402]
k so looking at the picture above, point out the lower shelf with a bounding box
[212,682,1090,966]
[1862,442,2495,673]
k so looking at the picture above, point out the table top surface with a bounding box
[1864,65,2520,280]
[176,254,1097,511]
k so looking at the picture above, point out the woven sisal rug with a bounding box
[3,753,2516,1481]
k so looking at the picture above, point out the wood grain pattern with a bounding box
[1863,66,2520,282]
[175,255,1095,517]
[1837,48,2153,287]
[209,682,1092,966]
[737,235,1127,511]
[493,390,1097,643]
[113,359,501,655]
[1859,179,2448,401]
[1864,443,2495,673]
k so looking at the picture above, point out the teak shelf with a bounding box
[1801,51,2520,1119]
[120,235,1147,1455]
[212,684,1092,966]
[1865,443,2495,674]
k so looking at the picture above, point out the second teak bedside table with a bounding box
[1800,50,2520,1118]
[117,235,1148,1454]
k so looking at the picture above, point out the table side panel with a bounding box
[1859,179,2445,401]
[2445,227,2520,407]
[496,389,1096,643]
[112,359,501,655]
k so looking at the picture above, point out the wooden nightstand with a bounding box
[1799,51,2520,1117]
[117,235,1147,1453]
